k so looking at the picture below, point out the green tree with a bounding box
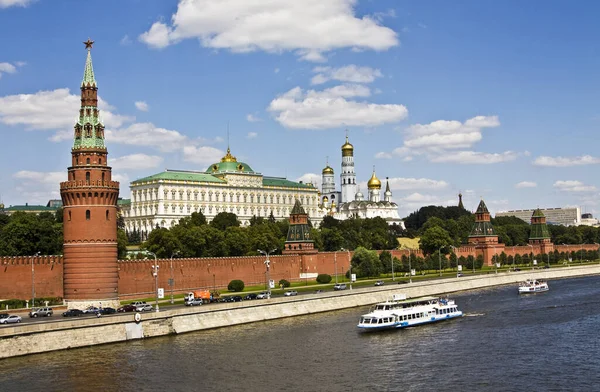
[379,250,393,273]
[321,227,345,252]
[351,246,381,278]
[117,229,128,259]
[223,226,250,256]
[419,226,452,255]
[144,227,181,258]
[210,212,240,231]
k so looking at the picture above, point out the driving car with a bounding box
[132,301,148,311]
[256,292,269,299]
[29,307,53,317]
[137,304,153,312]
[0,314,9,320]
[99,307,116,315]
[244,293,258,300]
[185,298,203,306]
[284,290,298,296]
[0,315,22,324]
[62,309,84,317]
[333,283,347,290]
[83,306,100,314]
[117,304,137,313]
[374,280,385,286]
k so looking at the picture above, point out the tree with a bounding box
[379,250,393,273]
[117,229,128,259]
[320,227,344,252]
[143,227,181,258]
[223,226,250,256]
[210,212,240,231]
[351,246,381,278]
[419,226,452,255]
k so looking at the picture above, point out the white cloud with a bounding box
[182,145,225,165]
[387,177,449,191]
[268,85,407,129]
[375,152,392,159]
[106,123,188,152]
[120,35,132,45]
[0,0,34,8]
[515,181,537,189]
[430,151,517,164]
[138,0,398,61]
[311,65,383,85]
[246,114,262,122]
[533,155,600,167]
[12,170,64,204]
[135,101,149,112]
[553,180,597,193]
[246,132,258,139]
[296,173,322,190]
[274,68,280,74]
[110,154,163,170]
[0,88,133,133]
[0,61,25,79]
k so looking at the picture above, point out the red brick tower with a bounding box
[283,200,316,254]
[59,39,120,308]
[468,199,504,266]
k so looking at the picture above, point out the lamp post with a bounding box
[31,251,40,308]
[526,244,534,269]
[341,248,352,290]
[407,247,412,283]
[258,248,276,298]
[147,251,159,312]
[334,251,338,284]
[562,243,569,266]
[512,245,516,271]
[438,246,443,277]
[595,243,600,264]
[169,251,179,304]
[391,252,395,281]
[580,244,583,263]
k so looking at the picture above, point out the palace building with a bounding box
[121,148,322,239]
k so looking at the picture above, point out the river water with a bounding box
[3,276,600,391]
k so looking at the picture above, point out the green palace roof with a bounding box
[263,177,315,189]
[206,160,255,174]
[3,204,57,212]
[131,170,226,185]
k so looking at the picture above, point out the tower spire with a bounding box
[82,38,96,87]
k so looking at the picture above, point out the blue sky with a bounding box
[1,0,600,218]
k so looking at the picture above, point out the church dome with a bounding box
[367,171,381,189]
[322,165,334,175]
[355,189,364,201]
[206,147,254,174]
[341,135,354,157]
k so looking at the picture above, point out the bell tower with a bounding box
[60,39,120,308]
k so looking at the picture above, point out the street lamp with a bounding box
[526,244,534,269]
[580,244,583,263]
[258,248,276,297]
[404,247,412,283]
[391,252,395,281]
[438,246,443,277]
[146,251,159,312]
[31,251,40,308]
[341,248,352,289]
[562,243,569,266]
[334,251,338,284]
[512,245,516,271]
[594,243,600,264]
[169,251,180,304]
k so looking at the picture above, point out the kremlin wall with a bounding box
[3,244,599,302]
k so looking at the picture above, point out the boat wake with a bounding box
[464,313,485,317]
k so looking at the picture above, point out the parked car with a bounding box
[99,307,116,315]
[0,314,9,320]
[244,293,258,300]
[185,298,203,306]
[131,301,148,311]
[333,283,347,290]
[83,306,100,314]
[256,292,270,299]
[62,309,84,317]
[0,315,22,324]
[117,304,137,313]
[137,304,153,312]
[284,290,298,296]
[374,280,385,286]
[29,307,53,317]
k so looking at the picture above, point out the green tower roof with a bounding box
[532,208,545,218]
[291,199,306,214]
[82,47,96,87]
[529,208,551,239]
[475,199,489,214]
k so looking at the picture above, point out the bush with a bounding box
[0,299,27,309]
[316,274,332,284]
[278,279,290,288]
[227,279,245,292]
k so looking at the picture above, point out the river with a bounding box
[2,276,600,391]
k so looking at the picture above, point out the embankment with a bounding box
[1,265,599,359]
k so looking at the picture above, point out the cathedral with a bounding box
[320,135,404,227]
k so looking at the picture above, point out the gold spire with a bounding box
[341,131,354,157]
[220,147,238,162]
[367,168,381,189]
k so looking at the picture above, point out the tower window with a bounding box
[86,158,90,165]
[106,210,109,220]
[102,172,105,183]
[99,158,102,165]
[68,211,71,221]
[86,210,91,220]
[86,172,90,183]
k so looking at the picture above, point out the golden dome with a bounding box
[341,135,354,157]
[323,196,329,202]
[220,147,237,163]
[322,165,334,175]
[367,171,381,189]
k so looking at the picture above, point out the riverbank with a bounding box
[1,265,599,359]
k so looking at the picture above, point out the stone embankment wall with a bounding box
[1,265,599,359]
[1,246,598,300]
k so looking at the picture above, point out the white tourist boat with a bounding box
[518,279,549,294]
[357,294,463,331]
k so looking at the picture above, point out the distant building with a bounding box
[580,213,599,227]
[1,201,61,216]
[495,207,580,226]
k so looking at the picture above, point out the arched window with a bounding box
[99,158,102,165]
[86,210,91,220]
[86,158,90,165]
[101,172,105,183]
[106,210,109,220]
[68,211,71,221]
[86,172,90,183]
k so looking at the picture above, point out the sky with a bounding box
[1,0,600,219]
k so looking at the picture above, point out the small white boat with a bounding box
[357,294,463,331]
[518,279,549,294]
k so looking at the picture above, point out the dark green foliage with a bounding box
[278,279,290,288]
[210,212,240,231]
[404,205,472,230]
[316,274,332,284]
[351,247,382,278]
[227,279,245,292]
[117,229,128,259]
[0,211,63,256]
